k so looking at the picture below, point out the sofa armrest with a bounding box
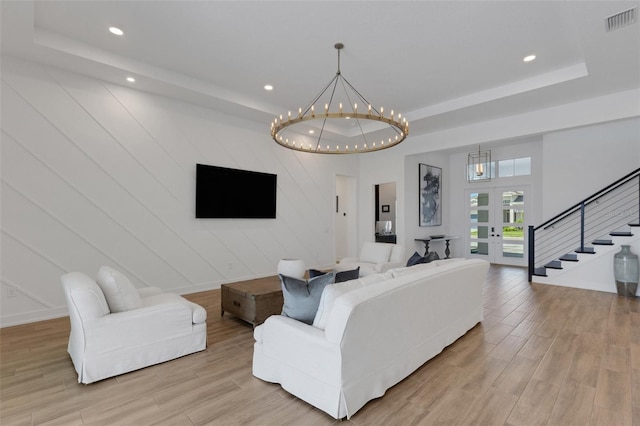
[84,302,194,354]
[255,316,341,382]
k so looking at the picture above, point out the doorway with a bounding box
[374,182,396,244]
[465,186,528,266]
[335,175,357,261]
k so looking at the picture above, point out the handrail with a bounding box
[529,166,640,282]
[535,167,640,231]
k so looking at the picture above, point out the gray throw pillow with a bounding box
[424,251,440,263]
[280,273,334,324]
[335,266,359,283]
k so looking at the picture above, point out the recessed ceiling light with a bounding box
[109,27,124,36]
[523,54,536,62]
[264,84,273,91]
[308,130,315,134]
[126,77,135,83]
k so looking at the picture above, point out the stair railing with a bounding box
[528,167,640,282]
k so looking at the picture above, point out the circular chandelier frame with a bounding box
[270,43,409,154]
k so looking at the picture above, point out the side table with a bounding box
[414,236,459,259]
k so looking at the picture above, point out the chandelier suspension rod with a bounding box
[314,74,341,151]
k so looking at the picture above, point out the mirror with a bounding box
[374,182,397,244]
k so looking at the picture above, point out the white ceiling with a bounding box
[2,1,639,140]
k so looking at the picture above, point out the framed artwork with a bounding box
[419,164,442,226]
[381,205,390,213]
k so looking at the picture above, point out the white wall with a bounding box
[541,118,640,219]
[404,151,449,257]
[0,58,357,326]
[335,175,357,261]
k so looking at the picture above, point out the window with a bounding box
[497,157,531,178]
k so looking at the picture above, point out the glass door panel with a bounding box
[501,190,525,259]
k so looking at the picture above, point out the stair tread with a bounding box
[559,253,579,262]
[575,247,596,254]
[532,267,547,277]
[593,239,614,245]
[544,260,563,269]
[610,231,634,237]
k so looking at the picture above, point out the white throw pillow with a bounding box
[313,273,386,330]
[389,262,439,278]
[96,266,141,313]
[359,242,392,264]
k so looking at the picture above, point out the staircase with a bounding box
[528,168,640,292]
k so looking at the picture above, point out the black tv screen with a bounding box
[196,164,277,219]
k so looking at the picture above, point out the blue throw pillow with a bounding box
[335,266,359,283]
[406,251,425,267]
[308,269,328,278]
[279,273,334,324]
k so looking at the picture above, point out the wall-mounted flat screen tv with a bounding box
[195,164,277,219]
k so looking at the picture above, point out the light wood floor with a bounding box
[1,265,639,425]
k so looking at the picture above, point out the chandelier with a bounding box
[467,145,492,182]
[270,43,409,154]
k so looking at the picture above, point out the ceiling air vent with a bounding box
[605,7,637,32]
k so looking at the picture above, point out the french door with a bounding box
[466,186,528,266]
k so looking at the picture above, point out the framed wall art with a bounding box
[419,164,442,227]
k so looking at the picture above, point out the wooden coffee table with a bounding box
[221,276,283,327]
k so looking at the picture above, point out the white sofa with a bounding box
[61,268,207,384]
[335,241,405,276]
[252,258,489,419]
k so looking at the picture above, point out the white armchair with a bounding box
[61,267,207,384]
[335,242,405,276]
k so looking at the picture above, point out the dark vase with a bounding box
[613,245,639,297]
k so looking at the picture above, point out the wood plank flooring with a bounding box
[1,265,639,425]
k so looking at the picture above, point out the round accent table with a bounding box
[277,259,306,279]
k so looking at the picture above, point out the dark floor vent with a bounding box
[606,7,637,32]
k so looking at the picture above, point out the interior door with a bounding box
[466,186,528,266]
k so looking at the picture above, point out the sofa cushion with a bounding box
[96,266,141,313]
[359,242,392,264]
[389,245,405,263]
[280,273,335,324]
[335,267,360,283]
[313,273,386,330]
